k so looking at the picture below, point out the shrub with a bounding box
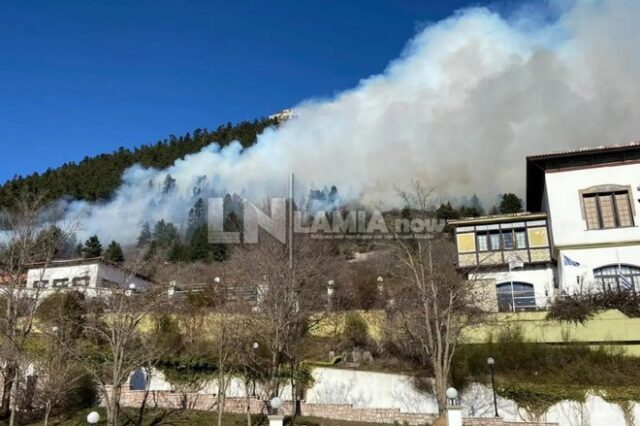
[546,289,640,323]
[343,312,370,348]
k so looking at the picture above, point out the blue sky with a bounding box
[0,0,508,183]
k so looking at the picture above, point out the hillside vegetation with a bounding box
[0,118,276,208]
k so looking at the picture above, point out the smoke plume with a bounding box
[69,0,640,243]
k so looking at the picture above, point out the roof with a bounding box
[527,141,640,160]
[526,141,640,211]
[25,257,155,283]
[448,211,547,226]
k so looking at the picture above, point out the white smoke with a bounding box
[69,0,640,243]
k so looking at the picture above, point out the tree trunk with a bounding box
[433,365,447,415]
[108,383,122,426]
[216,370,225,426]
[0,364,16,419]
[43,401,52,426]
[245,378,252,426]
[290,363,296,425]
[9,367,19,426]
[136,370,152,426]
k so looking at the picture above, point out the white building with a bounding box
[25,257,154,298]
[451,142,640,311]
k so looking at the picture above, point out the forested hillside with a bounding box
[0,118,277,208]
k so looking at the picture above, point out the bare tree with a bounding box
[63,259,169,426]
[233,235,339,421]
[33,290,88,426]
[384,183,486,415]
[0,194,75,425]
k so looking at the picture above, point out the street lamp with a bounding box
[87,411,100,424]
[487,357,499,417]
[251,342,259,397]
[126,283,136,297]
[446,387,458,406]
[268,397,284,426]
[214,276,221,284]
[327,279,336,311]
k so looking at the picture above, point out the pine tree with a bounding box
[137,222,152,247]
[82,235,103,258]
[153,220,180,248]
[498,193,524,214]
[188,224,210,262]
[187,198,206,238]
[104,241,125,263]
[436,202,459,220]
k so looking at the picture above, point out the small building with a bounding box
[450,212,554,311]
[25,257,154,297]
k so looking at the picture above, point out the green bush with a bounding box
[343,312,370,348]
[453,325,640,396]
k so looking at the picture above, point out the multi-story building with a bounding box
[451,142,640,311]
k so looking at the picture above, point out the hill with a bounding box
[0,118,277,208]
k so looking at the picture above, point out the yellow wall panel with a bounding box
[528,227,549,248]
[457,233,476,253]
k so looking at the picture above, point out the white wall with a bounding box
[544,163,640,248]
[26,263,99,289]
[141,367,640,425]
[471,266,555,309]
[558,245,640,293]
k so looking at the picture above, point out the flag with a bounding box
[563,255,580,266]
[618,272,634,290]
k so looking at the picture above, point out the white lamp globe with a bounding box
[446,387,458,400]
[128,283,136,290]
[87,411,100,424]
[487,357,495,366]
[214,276,221,284]
[270,396,284,410]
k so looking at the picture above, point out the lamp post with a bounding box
[251,342,259,398]
[268,397,284,426]
[445,387,463,426]
[376,276,384,306]
[327,280,336,311]
[126,283,136,297]
[487,357,499,417]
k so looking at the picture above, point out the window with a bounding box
[33,280,49,289]
[515,230,527,248]
[489,232,501,250]
[503,232,514,250]
[593,264,640,291]
[72,276,90,287]
[496,282,536,312]
[476,228,528,251]
[477,233,488,251]
[582,189,634,230]
[52,278,69,288]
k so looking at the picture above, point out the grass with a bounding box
[453,325,640,412]
[27,408,400,426]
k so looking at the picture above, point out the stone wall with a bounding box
[464,419,557,426]
[111,387,557,426]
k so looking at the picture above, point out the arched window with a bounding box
[593,264,640,291]
[496,282,536,312]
